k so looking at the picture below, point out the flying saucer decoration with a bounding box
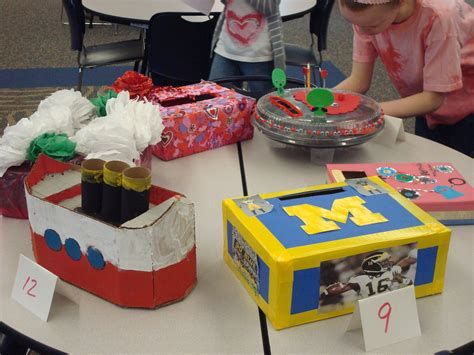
[272,68,287,96]
[400,188,420,200]
[376,166,397,178]
[306,88,334,119]
[434,165,454,174]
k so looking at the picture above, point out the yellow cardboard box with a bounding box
[222,177,450,329]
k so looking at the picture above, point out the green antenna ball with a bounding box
[307,88,334,117]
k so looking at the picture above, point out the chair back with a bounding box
[62,0,86,51]
[212,75,307,99]
[0,322,67,355]
[147,12,220,86]
[309,0,335,52]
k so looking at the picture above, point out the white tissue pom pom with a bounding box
[72,112,139,165]
[0,117,38,152]
[38,89,96,129]
[0,145,27,177]
[104,91,164,150]
[105,90,130,115]
[30,105,75,137]
[125,98,164,151]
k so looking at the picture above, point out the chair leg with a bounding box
[60,4,68,25]
[312,66,319,87]
[140,29,149,75]
[78,67,84,92]
[133,60,140,72]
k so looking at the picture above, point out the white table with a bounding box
[0,145,264,354]
[82,0,317,24]
[1,131,473,354]
[240,130,474,354]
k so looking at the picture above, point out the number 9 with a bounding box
[378,302,392,334]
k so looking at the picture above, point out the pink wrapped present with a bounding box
[147,82,255,161]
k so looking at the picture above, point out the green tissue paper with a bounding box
[27,133,76,162]
[90,90,118,117]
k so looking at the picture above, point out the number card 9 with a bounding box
[347,285,421,351]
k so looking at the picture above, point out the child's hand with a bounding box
[334,61,375,94]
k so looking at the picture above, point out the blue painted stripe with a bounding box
[439,219,474,226]
[415,247,438,286]
[0,66,133,88]
[258,258,269,303]
[227,221,234,256]
[291,267,320,314]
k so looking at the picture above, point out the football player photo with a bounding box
[318,243,417,313]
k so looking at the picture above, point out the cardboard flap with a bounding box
[25,154,77,194]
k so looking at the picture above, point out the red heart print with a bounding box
[160,131,173,147]
[226,10,264,45]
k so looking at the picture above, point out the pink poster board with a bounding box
[326,162,474,225]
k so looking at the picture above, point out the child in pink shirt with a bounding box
[336,0,474,157]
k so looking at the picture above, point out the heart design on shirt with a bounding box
[226,10,264,46]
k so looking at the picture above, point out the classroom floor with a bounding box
[1,0,473,133]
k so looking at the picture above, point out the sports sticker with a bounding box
[346,178,387,196]
[234,195,273,217]
[231,226,259,293]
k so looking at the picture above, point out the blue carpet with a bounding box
[0,62,345,89]
[0,66,134,89]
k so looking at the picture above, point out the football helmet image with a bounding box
[361,251,392,275]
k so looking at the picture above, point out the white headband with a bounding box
[353,0,392,3]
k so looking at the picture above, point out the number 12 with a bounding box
[22,276,37,297]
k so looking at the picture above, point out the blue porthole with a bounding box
[65,238,81,261]
[87,247,105,270]
[44,229,62,251]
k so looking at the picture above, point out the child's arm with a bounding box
[380,91,444,118]
[334,61,374,94]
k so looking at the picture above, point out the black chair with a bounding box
[0,322,66,355]
[285,0,335,83]
[147,12,220,87]
[212,75,309,99]
[435,341,474,355]
[62,0,144,91]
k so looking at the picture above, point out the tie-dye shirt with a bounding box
[215,0,273,62]
[353,0,474,127]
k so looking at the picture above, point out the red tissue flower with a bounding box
[112,71,153,99]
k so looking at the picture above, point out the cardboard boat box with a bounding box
[25,154,196,308]
[0,146,153,220]
[222,177,451,329]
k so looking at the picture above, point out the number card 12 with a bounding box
[347,285,421,351]
[11,255,58,321]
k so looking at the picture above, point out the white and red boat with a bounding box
[25,154,196,308]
